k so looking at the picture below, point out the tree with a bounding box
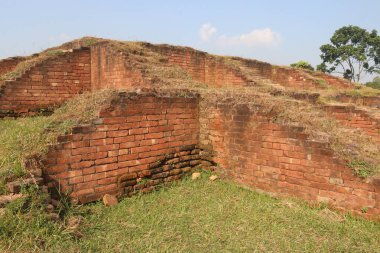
[317,25,380,83]
[290,61,314,71]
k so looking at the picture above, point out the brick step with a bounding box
[323,105,380,144]
[335,94,380,109]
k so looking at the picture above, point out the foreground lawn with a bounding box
[1,173,380,252]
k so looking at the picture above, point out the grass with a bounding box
[0,90,116,191]
[1,172,380,253]
[0,117,51,185]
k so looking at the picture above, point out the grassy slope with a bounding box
[0,90,116,192]
[1,173,379,253]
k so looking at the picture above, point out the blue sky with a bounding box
[1,0,379,76]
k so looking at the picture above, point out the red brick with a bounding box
[97,144,120,152]
[95,157,118,165]
[95,163,119,172]
[71,161,94,170]
[114,136,135,143]
[72,146,97,155]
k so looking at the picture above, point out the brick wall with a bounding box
[336,95,380,108]
[239,58,352,90]
[324,105,380,144]
[312,72,353,89]
[200,101,380,218]
[0,57,27,76]
[43,92,200,203]
[146,45,247,87]
[90,44,145,90]
[0,48,91,117]
[148,44,352,90]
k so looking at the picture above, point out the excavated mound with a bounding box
[0,37,379,218]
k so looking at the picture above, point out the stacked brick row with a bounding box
[336,95,380,108]
[43,92,200,203]
[0,48,91,117]
[324,105,380,144]
[145,44,247,87]
[200,102,380,218]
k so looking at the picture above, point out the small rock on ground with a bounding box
[209,175,219,181]
[103,194,118,207]
[191,172,201,180]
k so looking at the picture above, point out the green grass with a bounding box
[0,117,51,189]
[1,173,379,253]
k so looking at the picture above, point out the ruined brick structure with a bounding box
[199,102,380,217]
[0,48,91,117]
[43,92,200,203]
[1,39,380,218]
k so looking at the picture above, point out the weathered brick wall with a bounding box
[324,105,380,144]
[336,95,380,108]
[43,92,200,203]
[146,45,247,87]
[0,48,91,117]
[312,72,353,89]
[0,57,26,76]
[239,59,352,90]
[200,101,380,218]
[90,44,144,90]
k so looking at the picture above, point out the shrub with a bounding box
[290,61,314,71]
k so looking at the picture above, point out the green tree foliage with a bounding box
[317,26,380,83]
[290,61,314,71]
[366,76,380,89]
